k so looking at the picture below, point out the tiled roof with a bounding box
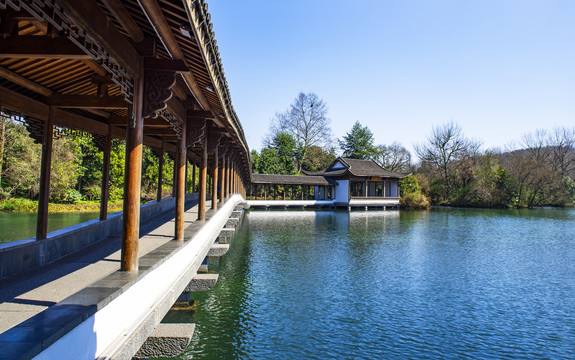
[340,158,406,178]
[303,158,406,179]
[251,173,336,185]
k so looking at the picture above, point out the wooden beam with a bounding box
[172,84,187,101]
[188,110,214,119]
[109,117,171,127]
[0,85,49,119]
[58,0,139,76]
[0,85,111,135]
[0,36,91,59]
[138,0,211,111]
[100,0,144,42]
[83,60,108,76]
[143,128,177,136]
[49,95,128,109]
[0,66,52,96]
[166,98,186,123]
[144,58,188,72]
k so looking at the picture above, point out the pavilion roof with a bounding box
[251,174,337,186]
[305,157,407,179]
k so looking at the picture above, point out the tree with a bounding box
[338,121,377,159]
[375,142,411,172]
[301,145,336,172]
[267,92,332,171]
[548,127,575,178]
[252,132,299,175]
[50,136,83,202]
[271,132,298,175]
[257,148,281,174]
[250,149,261,174]
[2,121,41,198]
[415,122,477,201]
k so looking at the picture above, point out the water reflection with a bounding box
[182,208,575,359]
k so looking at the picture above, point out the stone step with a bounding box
[133,323,195,359]
[217,228,235,244]
[230,210,242,219]
[184,273,219,292]
[225,218,239,228]
[208,243,229,257]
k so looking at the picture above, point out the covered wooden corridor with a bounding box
[0,0,251,272]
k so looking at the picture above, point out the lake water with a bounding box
[181,207,575,359]
[0,212,100,243]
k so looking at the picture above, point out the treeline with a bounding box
[414,122,575,208]
[0,115,188,205]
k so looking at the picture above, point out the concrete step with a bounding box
[208,243,229,257]
[184,273,219,292]
[133,323,195,359]
[217,228,235,244]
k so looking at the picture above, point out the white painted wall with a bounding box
[335,180,349,204]
[331,160,346,170]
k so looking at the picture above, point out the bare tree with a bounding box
[267,92,332,172]
[415,122,476,199]
[548,127,575,178]
[522,129,550,163]
[375,142,412,172]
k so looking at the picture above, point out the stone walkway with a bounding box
[0,200,207,335]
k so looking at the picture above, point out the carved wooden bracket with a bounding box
[159,109,182,138]
[23,117,45,145]
[218,137,230,156]
[150,146,163,159]
[142,69,177,119]
[186,117,206,147]
[207,132,222,154]
[92,134,107,152]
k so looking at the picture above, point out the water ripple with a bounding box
[182,208,575,359]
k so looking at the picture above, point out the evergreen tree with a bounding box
[338,121,377,159]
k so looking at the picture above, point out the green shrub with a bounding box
[61,189,82,204]
[400,192,431,210]
[0,198,38,212]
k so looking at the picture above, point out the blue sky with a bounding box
[207,0,575,155]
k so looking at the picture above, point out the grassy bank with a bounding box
[0,198,123,213]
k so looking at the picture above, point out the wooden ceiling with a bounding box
[0,0,250,178]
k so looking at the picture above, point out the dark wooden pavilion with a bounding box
[0,0,251,271]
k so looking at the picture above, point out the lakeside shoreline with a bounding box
[0,198,124,213]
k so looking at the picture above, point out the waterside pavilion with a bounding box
[248,157,406,209]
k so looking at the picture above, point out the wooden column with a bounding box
[211,147,218,210]
[219,154,225,204]
[121,66,145,272]
[156,144,164,202]
[185,158,189,193]
[99,128,112,221]
[172,158,177,197]
[192,163,196,193]
[232,163,236,194]
[36,106,55,240]
[226,157,231,197]
[198,131,208,220]
[175,120,187,240]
